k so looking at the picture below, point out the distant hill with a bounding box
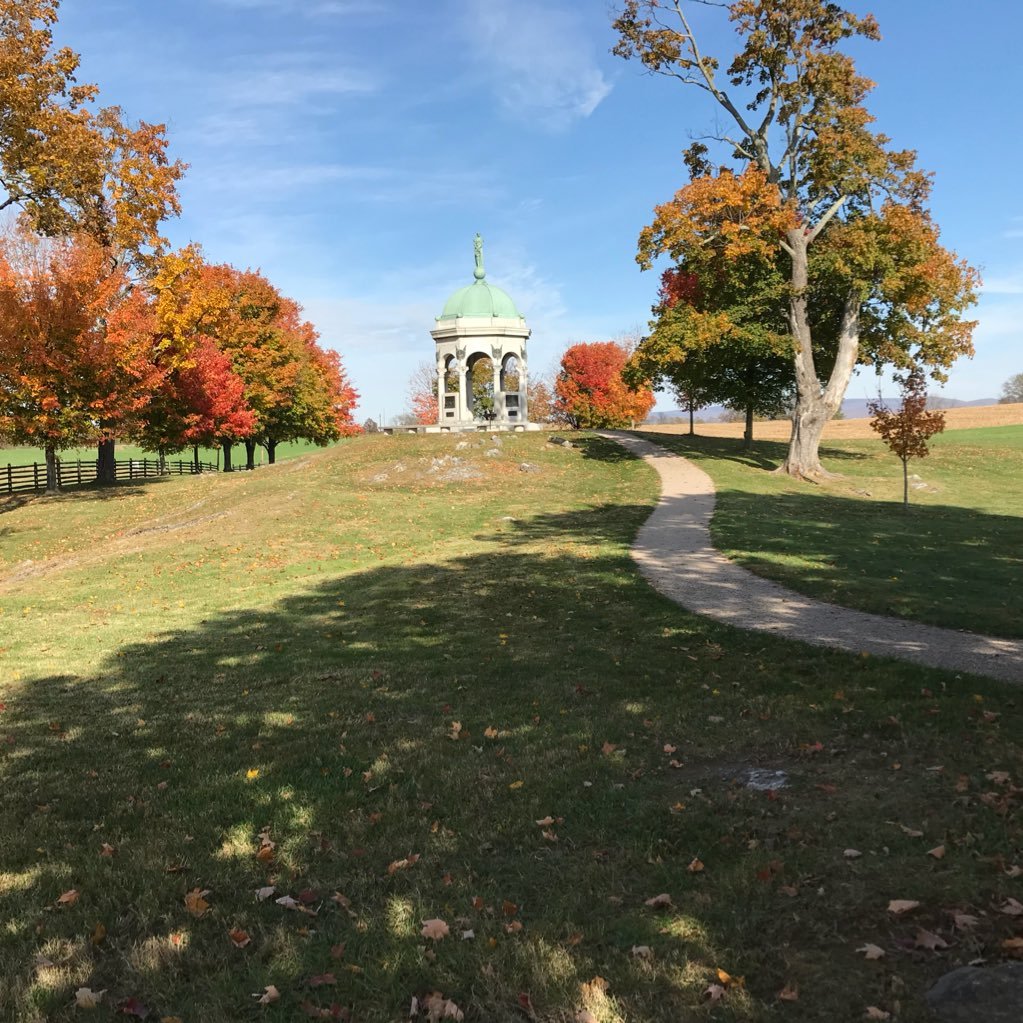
[646,396,999,425]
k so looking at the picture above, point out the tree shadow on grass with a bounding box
[711,487,1023,638]
[0,476,178,513]
[640,431,870,470]
[0,501,1014,1022]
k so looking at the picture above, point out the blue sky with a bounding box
[58,0,1022,421]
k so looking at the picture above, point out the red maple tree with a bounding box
[555,341,655,429]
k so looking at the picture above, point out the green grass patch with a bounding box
[0,438,335,470]
[1,433,1021,1022]
[646,429,1023,638]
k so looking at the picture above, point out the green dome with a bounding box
[438,235,524,321]
[438,278,522,321]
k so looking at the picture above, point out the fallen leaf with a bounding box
[644,893,672,909]
[857,943,885,960]
[914,928,949,950]
[953,912,980,930]
[99,843,116,858]
[184,888,210,918]
[663,744,677,754]
[576,1013,598,1023]
[276,895,318,916]
[508,780,524,790]
[999,898,1023,916]
[91,922,107,946]
[308,973,337,987]
[580,976,608,999]
[688,858,705,873]
[704,984,726,1003]
[865,1008,891,1020]
[631,945,654,959]
[601,741,617,756]
[117,997,150,1018]
[517,992,536,1019]
[887,899,920,915]
[255,885,277,902]
[844,849,863,859]
[778,983,799,1002]
[75,988,106,1009]
[899,825,924,838]
[502,900,518,917]
[484,727,498,739]
[927,845,946,860]
[387,853,421,874]
[987,770,1011,784]
[330,942,346,960]
[246,768,259,780]
[535,816,556,827]
[1002,937,1023,957]
[228,927,251,948]
[461,929,474,940]
[504,920,523,933]
[421,992,464,1021]
[56,888,80,907]
[448,721,462,740]
[421,918,450,940]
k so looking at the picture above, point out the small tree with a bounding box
[868,369,945,509]
[999,373,1023,405]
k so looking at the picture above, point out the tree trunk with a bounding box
[266,439,277,465]
[97,436,116,484]
[158,446,167,474]
[45,444,59,494]
[222,441,233,472]
[244,438,256,471]
[192,444,200,472]
[743,405,754,450]
[903,457,909,510]
[779,231,861,479]
[688,399,695,436]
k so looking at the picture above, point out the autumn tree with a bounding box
[0,228,160,491]
[556,341,655,429]
[614,1,979,478]
[868,369,945,509]
[0,1,185,273]
[999,373,1023,405]
[134,339,256,470]
[407,360,440,425]
[526,377,557,425]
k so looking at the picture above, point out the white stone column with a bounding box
[519,359,529,423]
[458,366,469,422]
[436,363,445,425]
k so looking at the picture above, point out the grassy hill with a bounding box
[1,433,1021,1022]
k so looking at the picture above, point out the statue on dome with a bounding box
[473,233,485,280]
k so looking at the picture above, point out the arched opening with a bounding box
[501,352,523,421]
[440,355,459,421]
[465,353,495,421]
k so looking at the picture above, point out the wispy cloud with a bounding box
[462,0,612,130]
[220,58,379,108]
[981,268,1023,295]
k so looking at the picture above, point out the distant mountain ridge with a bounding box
[645,396,999,424]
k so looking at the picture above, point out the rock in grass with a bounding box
[925,963,1023,1022]
[519,463,541,473]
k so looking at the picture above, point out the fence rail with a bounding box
[2,457,219,495]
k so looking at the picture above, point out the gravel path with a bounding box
[604,432,1023,684]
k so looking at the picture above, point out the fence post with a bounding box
[33,463,39,491]
[7,464,11,494]
[77,460,82,486]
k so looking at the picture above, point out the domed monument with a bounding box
[427,235,538,431]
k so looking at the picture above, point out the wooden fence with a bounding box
[2,458,219,495]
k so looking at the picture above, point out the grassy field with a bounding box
[1,433,1021,1022]
[646,425,1023,639]
[0,438,334,470]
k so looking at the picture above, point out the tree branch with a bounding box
[807,195,848,242]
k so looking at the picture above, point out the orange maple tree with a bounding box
[555,341,655,429]
[0,226,161,491]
